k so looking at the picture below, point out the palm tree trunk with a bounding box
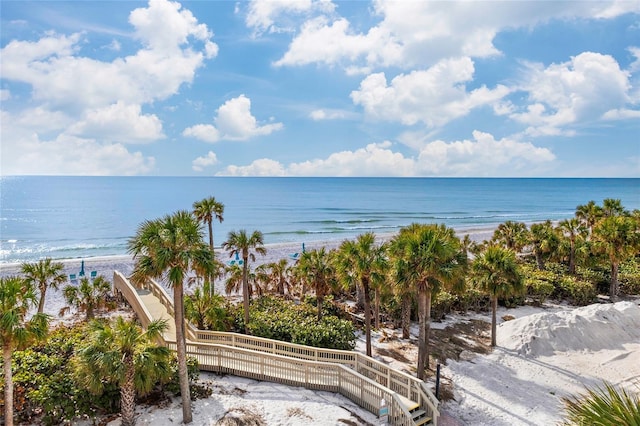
[38,285,46,314]
[242,261,250,333]
[417,289,432,380]
[121,358,136,426]
[569,240,576,275]
[401,294,410,339]
[374,288,380,329]
[3,343,14,426]
[363,281,372,357]
[610,261,619,299]
[534,250,545,271]
[208,221,215,297]
[173,285,192,423]
[491,296,498,347]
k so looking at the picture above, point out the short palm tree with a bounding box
[193,196,225,295]
[62,275,112,320]
[528,221,559,271]
[558,218,587,274]
[334,233,387,357]
[296,248,335,321]
[389,223,466,379]
[592,215,640,298]
[561,382,640,425]
[222,229,266,333]
[21,258,67,314]
[473,245,524,347]
[0,276,49,426]
[185,284,231,331]
[128,211,215,424]
[76,317,172,426]
[492,220,529,253]
[575,200,603,235]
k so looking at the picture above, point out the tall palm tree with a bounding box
[492,221,529,253]
[601,198,627,218]
[334,233,387,357]
[21,258,66,314]
[389,224,466,379]
[473,245,524,347]
[222,229,266,332]
[592,215,640,298]
[0,276,49,426]
[388,239,415,339]
[558,218,587,274]
[193,197,225,296]
[62,275,111,320]
[76,317,172,426]
[575,200,602,235]
[128,211,215,424]
[296,248,335,321]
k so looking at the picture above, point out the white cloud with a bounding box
[219,134,555,177]
[512,52,634,136]
[67,101,164,143]
[272,1,634,72]
[192,151,218,172]
[183,95,283,142]
[245,0,335,36]
[0,123,155,176]
[221,158,287,176]
[0,0,216,175]
[182,124,220,143]
[416,131,555,176]
[309,108,351,120]
[601,109,640,120]
[350,57,510,127]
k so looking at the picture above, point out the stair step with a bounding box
[412,409,433,426]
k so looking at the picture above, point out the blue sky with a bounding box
[1,0,639,177]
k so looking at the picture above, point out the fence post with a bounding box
[379,398,388,426]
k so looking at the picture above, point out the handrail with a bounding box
[113,271,155,328]
[120,272,440,425]
[164,338,412,423]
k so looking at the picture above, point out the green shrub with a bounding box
[561,382,640,425]
[619,259,640,295]
[453,284,490,313]
[243,296,356,350]
[558,276,596,306]
[431,291,456,321]
[525,278,555,305]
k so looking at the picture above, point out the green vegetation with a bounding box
[561,382,640,425]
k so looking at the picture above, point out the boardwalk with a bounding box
[113,271,439,426]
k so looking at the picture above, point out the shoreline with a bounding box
[0,226,496,276]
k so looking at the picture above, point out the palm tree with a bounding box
[389,224,466,379]
[592,215,640,298]
[193,197,225,295]
[0,276,49,426]
[76,317,172,426]
[61,275,112,320]
[21,258,66,314]
[575,200,603,235]
[128,211,215,424]
[264,258,293,296]
[492,221,529,253]
[334,233,387,357]
[528,221,559,271]
[222,229,266,332]
[296,248,335,321]
[185,284,231,331]
[473,245,524,347]
[558,218,587,274]
[388,240,415,339]
[561,382,640,425]
[601,198,627,218]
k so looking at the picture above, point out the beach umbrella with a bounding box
[79,260,85,276]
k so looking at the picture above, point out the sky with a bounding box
[1,0,639,177]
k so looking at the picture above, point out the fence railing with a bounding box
[114,272,439,425]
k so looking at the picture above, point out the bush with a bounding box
[453,284,490,313]
[561,382,640,425]
[431,291,456,321]
[558,276,596,306]
[525,278,555,305]
[619,259,640,295]
[242,296,356,350]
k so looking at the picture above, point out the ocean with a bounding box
[1,177,638,264]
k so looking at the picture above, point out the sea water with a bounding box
[1,177,638,264]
